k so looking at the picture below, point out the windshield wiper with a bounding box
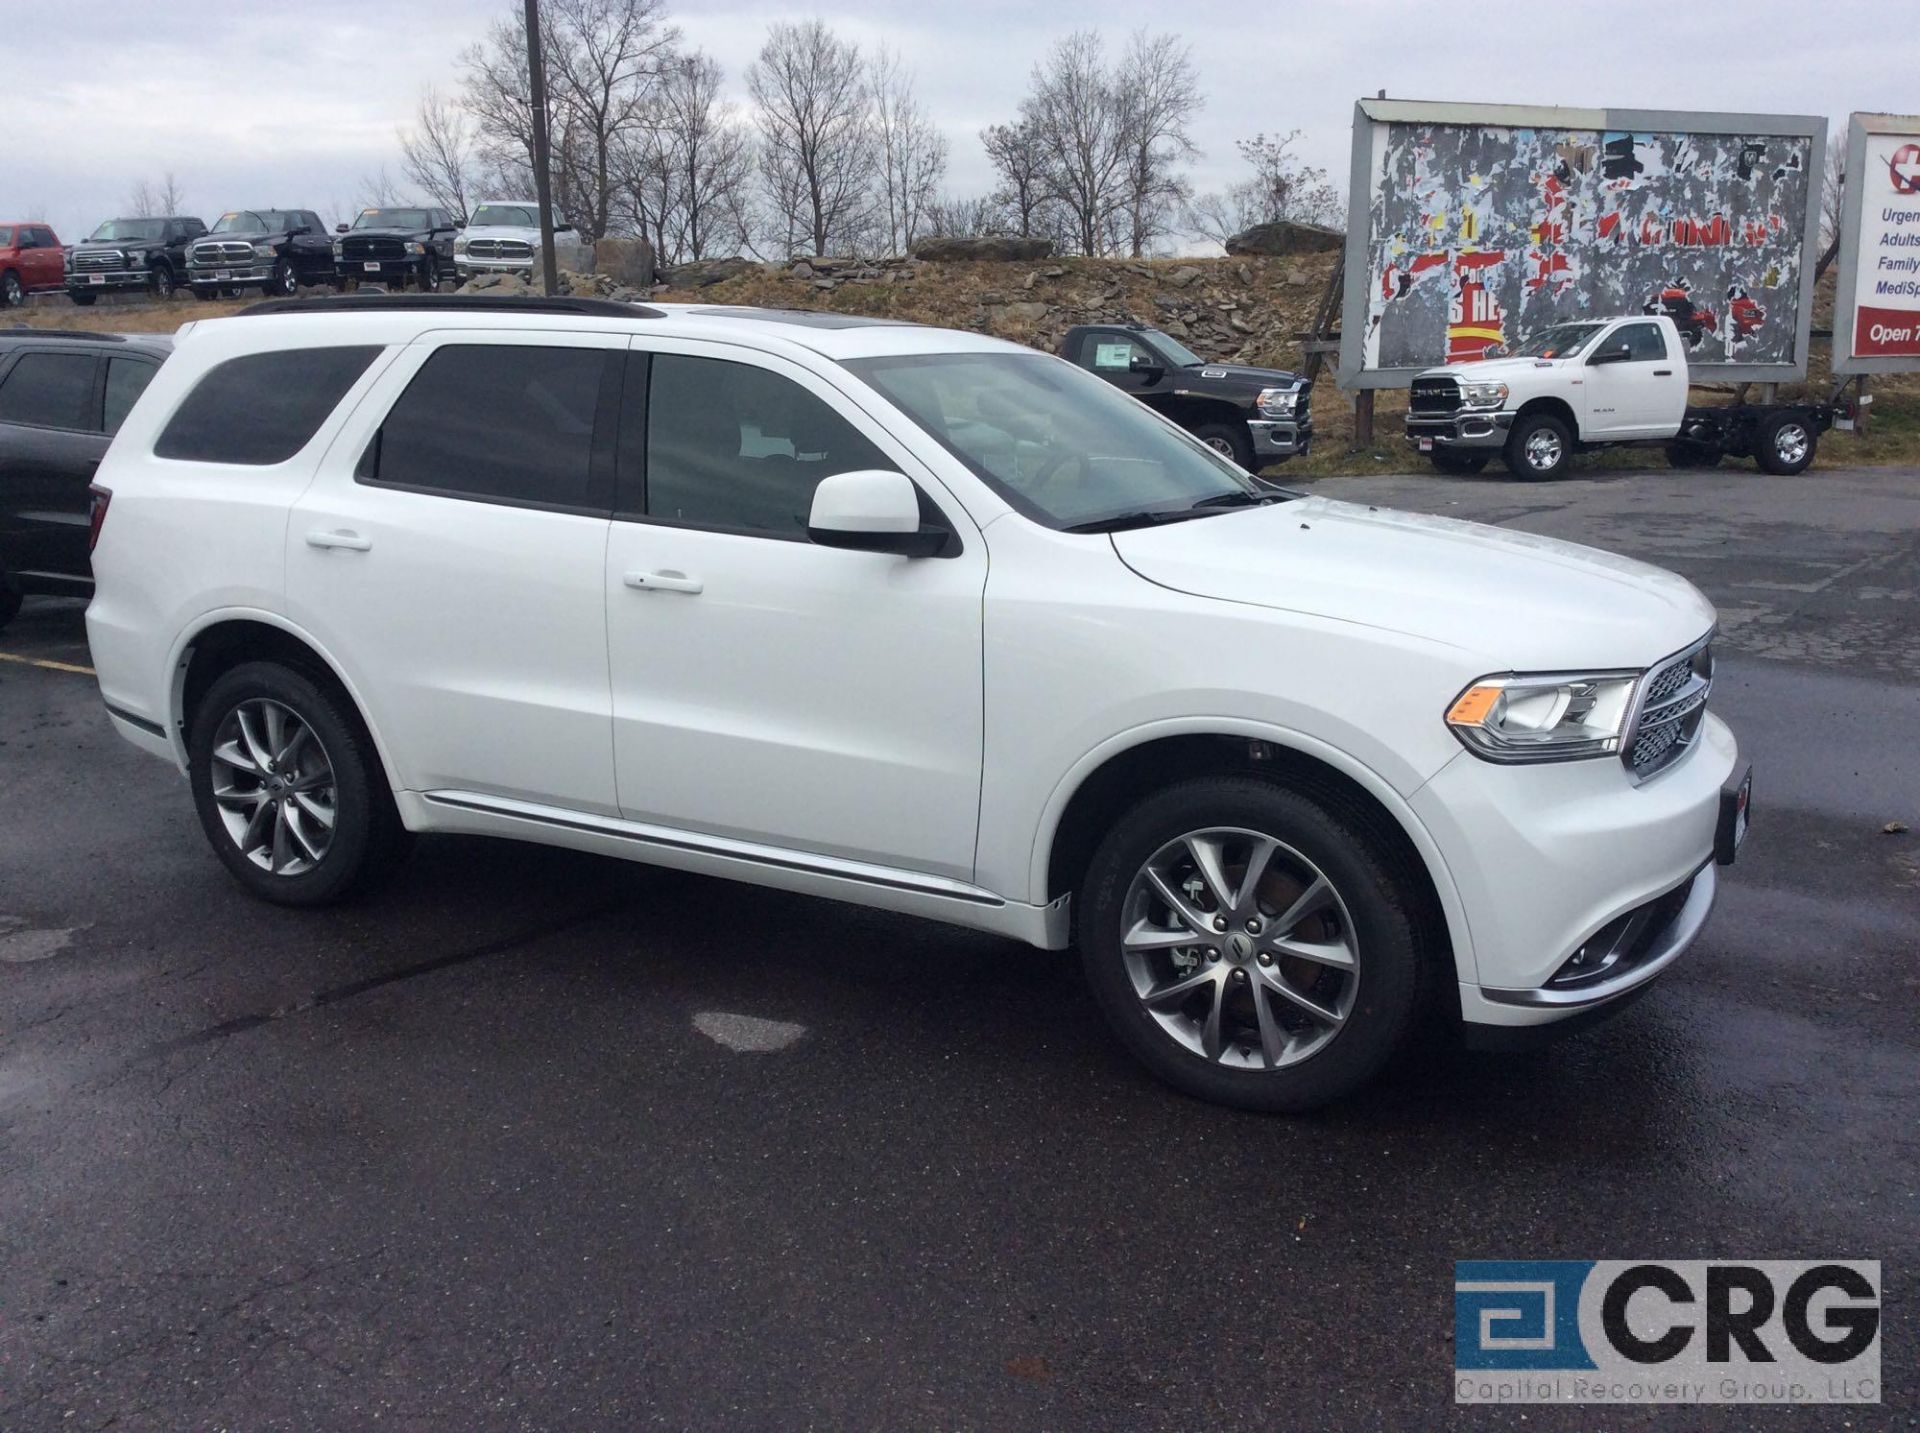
[1062,507,1211,534]
[1187,489,1287,510]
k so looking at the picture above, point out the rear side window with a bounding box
[0,352,97,431]
[361,344,610,510]
[103,356,158,436]
[156,346,380,464]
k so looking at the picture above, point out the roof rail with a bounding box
[237,293,665,320]
[2,327,130,343]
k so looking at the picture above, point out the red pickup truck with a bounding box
[2,223,67,307]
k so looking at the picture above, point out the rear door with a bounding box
[0,346,106,590]
[286,330,624,812]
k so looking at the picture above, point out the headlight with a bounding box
[332,241,344,257]
[1460,381,1508,410]
[252,242,275,259]
[1256,387,1299,418]
[405,241,425,255]
[1445,671,1638,763]
[453,236,469,254]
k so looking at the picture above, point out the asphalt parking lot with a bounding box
[1,464,1915,1430]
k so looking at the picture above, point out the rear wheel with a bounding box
[1754,412,1815,475]
[1076,776,1429,1112]
[1193,421,1255,471]
[1503,411,1572,480]
[187,661,406,906]
[1430,449,1490,475]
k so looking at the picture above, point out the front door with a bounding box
[287,331,624,812]
[1583,321,1683,438]
[604,339,987,881]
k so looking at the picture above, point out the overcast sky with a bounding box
[5,0,1910,248]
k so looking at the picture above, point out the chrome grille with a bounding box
[1409,377,1461,415]
[342,235,407,260]
[1625,637,1713,780]
[191,239,256,266]
[464,238,533,261]
[73,249,123,271]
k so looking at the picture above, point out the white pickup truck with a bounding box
[1404,314,1832,480]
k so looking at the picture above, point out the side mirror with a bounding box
[335,223,349,234]
[1128,356,1166,381]
[1588,343,1634,365]
[807,470,951,558]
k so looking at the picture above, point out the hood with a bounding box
[1110,496,1714,671]
[459,223,583,244]
[196,228,281,243]
[341,226,427,240]
[1418,355,1570,383]
[1189,362,1306,388]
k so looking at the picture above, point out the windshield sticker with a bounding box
[1094,343,1133,369]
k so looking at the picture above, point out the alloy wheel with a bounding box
[2,273,21,307]
[1525,428,1563,471]
[1775,423,1809,466]
[1119,826,1360,1069]
[208,699,337,875]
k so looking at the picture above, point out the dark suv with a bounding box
[333,207,458,291]
[66,216,208,304]
[0,330,170,625]
[186,209,336,300]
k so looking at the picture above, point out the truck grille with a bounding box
[1409,377,1461,415]
[1625,637,1713,780]
[191,239,256,266]
[73,249,124,271]
[342,236,408,261]
[464,238,533,261]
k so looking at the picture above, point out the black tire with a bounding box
[1076,775,1431,1112]
[0,581,20,630]
[191,284,218,301]
[1193,421,1256,471]
[150,264,176,300]
[420,256,440,292]
[1430,449,1491,475]
[187,661,407,907]
[1753,412,1816,476]
[1665,441,1722,469]
[1503,411,1572,480]
[269,260,298,298]
[1,270,23,307]
[67,289,98,307]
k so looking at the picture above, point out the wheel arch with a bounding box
[1511,395,1579,435]
[1034,722,1473,982]
[1163,396,1249,433]
[168,609,401,792]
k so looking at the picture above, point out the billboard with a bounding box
[1338,99,1826,388]
[1832,112,1920,375]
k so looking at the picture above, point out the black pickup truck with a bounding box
[1059,323,1312,468]
[186,209,337,299]
[332,206,459,291]
[66,216,207,303]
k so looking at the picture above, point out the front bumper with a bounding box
[1249,416,1312,458]
[188,266,272,285]
[456,257,535,277]
[67,271,155,291]
[1413,711,1740,1029]
[337,258,422,279]
[1405,410,1513,451]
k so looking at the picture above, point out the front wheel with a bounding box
[1503,411,1572,480]
[67,290,98,307]
[1076,776,1429,1112]
[1754,413,1816,475]
[187,661,406,906]
[1,271,23,307]
[269,260,298,298]
[419,256,440,292]
[150,264,176,300]
[1193,421,1256,471]
[1430,448,1490,475]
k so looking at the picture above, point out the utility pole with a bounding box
[525,0,560,297]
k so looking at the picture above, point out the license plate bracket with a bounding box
[1418,437,1434,452]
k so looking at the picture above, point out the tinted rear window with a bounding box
[155,346,381,464]
[361,344,609,510]
[0,351,96,431]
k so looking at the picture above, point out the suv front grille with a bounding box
[1409,377,1461,415]
[464,238,533,261]
[191,239,257,266]
[342,236,408,260]
[1624,637,1713,780]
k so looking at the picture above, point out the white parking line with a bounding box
[692,1011,807,1053]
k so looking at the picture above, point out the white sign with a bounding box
[1093,342,1134,370]
[1834,113,1920,373]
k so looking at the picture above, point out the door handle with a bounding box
[305,528,372,552]
[623,569,703,594]
[1653,369,1673,376]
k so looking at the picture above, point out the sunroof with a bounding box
[688,306,915,329]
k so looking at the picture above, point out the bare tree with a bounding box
[401,87,481,224]
[1112,31,1201,257]
[545,0,680,241]
[1186,130,1344,247]
[749,20,876,256]
[1022,31,1128,256]
[460,8,542,195]
[1820,131,1845,250]
[981,118,1051,238]
[922,194,1009,239]
[128,173,186,218]
[617,50,753,262]
[356,166,409,210]
[870,47,948,256]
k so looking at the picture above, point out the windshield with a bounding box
[212,211,283,234]
[354,208,431,230]
[847,351,1267,530]
[89,218,167,242]
[1511,323,1604,359]
[469,204,537,228]
[1145,329,1206,368]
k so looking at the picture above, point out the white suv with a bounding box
[85,294,1751,1110]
